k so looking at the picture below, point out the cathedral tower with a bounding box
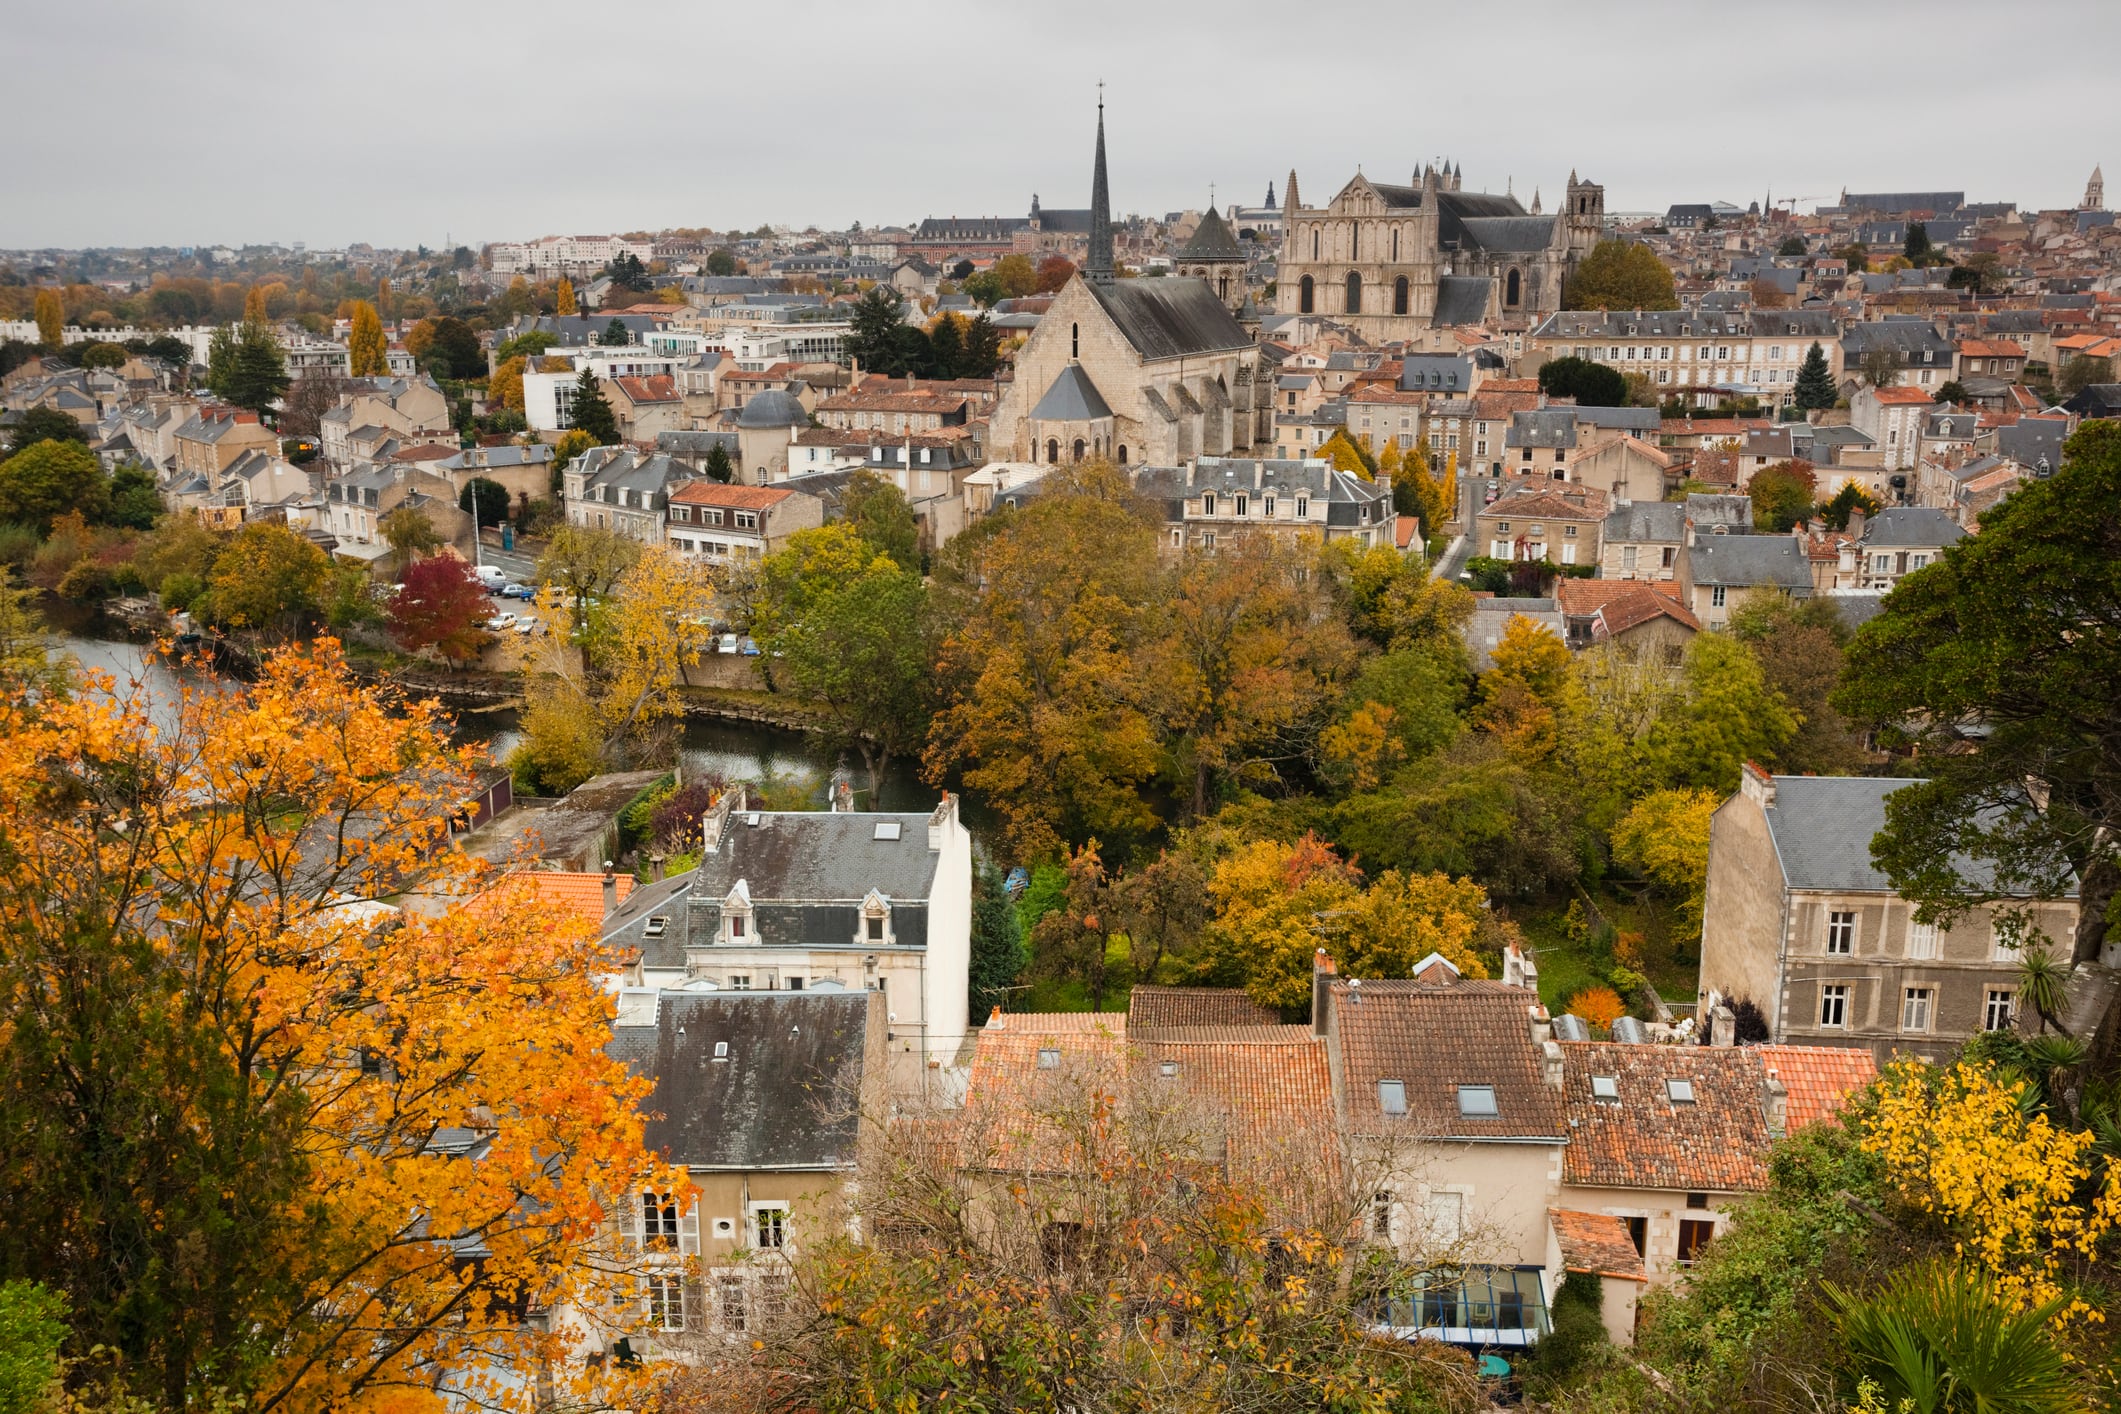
[2085,164,2105,212]
[1087,94,1115,285]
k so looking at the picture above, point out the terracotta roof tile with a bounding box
[1129,986,1280,1030]
[1332,980,1565,1141]
[1549,1208,1647,1281]
[1868,386,1939,406]
[1559,1042,1771,1193]
[666,481,794,509]
[1753,1043,1877,1130]
[470,870,632,926]
[1956,339,2026,359]
[613,375,679,403]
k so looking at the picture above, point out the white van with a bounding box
[474,564,506,589]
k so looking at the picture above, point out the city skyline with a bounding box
[6,0,2115,250]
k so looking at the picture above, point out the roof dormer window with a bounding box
[858,888,894,947]
[723,879,752,944]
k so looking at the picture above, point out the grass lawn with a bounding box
[1506,886,1700,1020]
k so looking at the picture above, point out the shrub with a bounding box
[646,776,730,854]
[1569,985,1627,1031]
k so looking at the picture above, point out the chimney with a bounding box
[927,791,957,851]
[831,777,854,812]
[1847,506,1867,541]
[1502,941,1540,994]
[1529,1003,1554,1049]
[1711,1003,1736,1048]
[648,852,666,882]
[1739,760,1777,810]
[1540,1039,1565,1091]
[701,789,736,855]
[1311,949,1338,1038]
[1763,1071,1789,1139]
[986,1005,1005,1030]
[601,862,618,917]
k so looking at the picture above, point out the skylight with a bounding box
[712,1041,729,1061]
[644,916,667,938]
[1667,1078,1696,1105]
[1377,1079,1407,1115]
[1037,1047,1060,1070]
[874,821,902,841]
[1456,1085,1499,1117]
[1591,1075,1620,1101]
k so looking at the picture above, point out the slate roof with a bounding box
[1604,500,1686,542]
[1571,406,1662,434]
[1508,408,1578,449]
[1330,979,1564,1141]
[1129,986,1280,1031]
[1561,1042,1772,1193]
[1432,275,1493,327]
[611,991,872,1168]
[1549,1209,1647,1282]
[1862,506,1966,548]
[1086,277,1251,360]
[1749,774,2076,898]
[1752,1044,1877,1130]
[1820,592,1887,631]
[1179,205,1243,260]
[1687,535,1812,590]
[1683,493,1754,529]
[1996,417,2069,469]
[737,388,808,428]
[697,810,943,903]
[1029,364,1114,422]
[1457,215,1558,254]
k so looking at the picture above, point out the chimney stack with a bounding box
[1739,760,1777,810]
[1311,949,1338,1038]
[601,862,618,917]
[1764,1071,1789,1139]
[702,789,735,855]
[927,791,957,851]
[1529,1003,1554,1049]
[1711,1004,1736,1048]
[1540,1039,1565,1091]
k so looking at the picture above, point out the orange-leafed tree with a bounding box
[1567,985,1628,1031]
[0,640,668,1414]
[347,300,388,377]
[556,277,577,316]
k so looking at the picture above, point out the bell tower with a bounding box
[1565,170,1605,255]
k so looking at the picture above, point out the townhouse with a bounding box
[665,482,822,565]
[1130,456,1398,553]
[1527,309,1843,408]
[563,446,686,543]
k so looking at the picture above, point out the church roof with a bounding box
[1432,276,1492,327]
[1086,277,1252,361]
[1436,190,1531,246]
[1456,215,1558,253]
[1367,183,1426,209]
[1180,205,1243,260]
[1029,364,1113,422]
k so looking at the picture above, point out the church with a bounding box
[1274,161,1606,340]
[987,104,1265,467]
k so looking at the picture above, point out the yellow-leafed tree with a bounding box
[489,354,527,413]
[347,300,388,376]
[33,288,63,348]
[0,640,669,1413]
[243,284,270,324]
[557,277,577,316]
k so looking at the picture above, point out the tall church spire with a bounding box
[1087,86,1115,285]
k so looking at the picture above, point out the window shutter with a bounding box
[680,1196,701,1256]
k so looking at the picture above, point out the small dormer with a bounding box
[857,888,894,947]
[722,878,753,944]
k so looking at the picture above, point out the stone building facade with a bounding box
[1274,163,1604,340]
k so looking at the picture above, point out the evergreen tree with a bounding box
[967,860,1026,1019]
[1793,341,1838,411]
[205,325,238,400]
[599,318,629,347]
[702,442,734,483]
[846,286,907,371]
[214,322,288,416]
[1903,221,1934,265]
[567,368,618,444]
[962,313,1002,379]
[927,315,964,380]
[605,251,651,293]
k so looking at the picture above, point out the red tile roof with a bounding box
[1956,339,2026,359]
[1549,1208,1647,1282]
[1868,386,1939,406]
[1753,1044,1877,1130]
[667,481,794,509]
[469,870,632,926]
[613,375,679,404]
[1129,986,1280,1030]
[1559,1042,1772,1194]
[1331,980,1565,1141]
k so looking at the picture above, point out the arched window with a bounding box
[1393,276,1409,315]
[1351,224,1359,260]
[1345,271,1362,314]
[1070,322,1079,358]
[1116,445,1128,465]
[1072,437,1086,462]
[1218,274,1229,300]
[1392,227,1400,262]
[1312,227,1320,261]
[1046,438,1059,464]
[1299,275,1314,314]
[1506,269,1522,307]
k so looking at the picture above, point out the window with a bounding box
[1591,1075,1619,1101]
[644,916,668,938]
[1235,493,1248,516]
[717,1274,747,1332]
[1563,524,1577,537]
[1666,1078,1696,1105]
[1985,989,2014,1032]
[1826,910,1856,954]
[1037,1046,1061,1070]
[1456,1085,1498,1117]
[1072,437,1085,462]
[642,1192,679,1249]
[1710,585,1727,608]
[1902,987,1933,1032]
[712,1040,729,1060]
[1377,1079,1407,1115]
[735,511,759,530]
[754,1204,788,1250]
[1263,494,1276,517]
[1506,269,1521,307]
[1622,545,1638,570]
[1202,493,1216,516]
[1685,1192,1709,1210]
[646,1275,686,1331]
[1372,1191,1394,1239]
[866,915,884,942]
[1393,276,1410,315]
[1676,1219,1716,1265]
[728,975,751,990]
[1294,496,1309,518]
[1047,438,1059,464]
[1907,921,1939,959]
[1070,321,1079,359]
[1201,531,1217,550]
[1820,984,1849,1028]
[1299,275,1314,313]
[1345,271,1362,314]
[759,1272,789,1321]
[727,910,745,939]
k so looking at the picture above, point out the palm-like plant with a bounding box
[2016,947,2072,1036]
[1823,1259,2083,1414]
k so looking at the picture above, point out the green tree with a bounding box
[459,475,509,528]
[598,317,629,347]
[216,321,289,416]
[2057,353,2113,399]
[74,341,126,370]
[1902,220,1936,265]
[846,285,910,373]
[1776,235,1808,257]
[604,251,650,293]
[0,440,108,534]
[493,330,558,363]
[1933,379,1970,406]
[1747,459,1818,531]
[379,504,441,570]
[535,523,640,671]
[201,521,328,637]
[702,440,734,483]
[1820,479,1883,529]
[566,367,618,443]
[1793,340,1838,410]
[1537,355,1629,407]
[1834,420,2121,964]
[1825,1260,2078,1414]
[419,316,481,378]
[1838,241,1871,272]
[106,464,161,531]
[1562,240,1678,310]
[705,248,738,277]
[6,405,90,457]
[966,860,1025,1019]
[841,469,920,567]
[926,313,964,379]
[1727,591,1868,776]
[1611,788,1719,942]
[962,313,1002,378]
[1647,631,1797,793]
[753,524,931,795]
[0,1281,65,1414]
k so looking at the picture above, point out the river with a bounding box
[51,632,942,815]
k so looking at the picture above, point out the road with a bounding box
[472,543,541,586]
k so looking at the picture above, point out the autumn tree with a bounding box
[0,642,663,1413]
[592,545,718,753]
[1033,255,1076,293]
[279,372,352,439]
[556,276,577,316]
[201,521,329,638]
[924,464,1165,858]
[536,523,641,671]
[752,524,931,799]
[1472,613,1572,758]
[1610,788,1718,943]
[1563,240,1678,310]
[32,289,63,348]
[1726,591,1868,775]
[1836,421,2121,966]
[388,552,489,665]
[1647,631,1797,792]
[346,300,387,376]
[1747,458,1818,531]
[488,355,527,413]
[0,439,108,533]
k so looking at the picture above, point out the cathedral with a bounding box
[1274,161,1606,339]
[988,104,1263,467]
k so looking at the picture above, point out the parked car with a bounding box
[738,636,760,656]
[475,564,506,590]
[485,613,518,632]
[717,633,739,654]
[501,583,533,599]
[514,618,541,635]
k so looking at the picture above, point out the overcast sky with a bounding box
[7,0,2115,250]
